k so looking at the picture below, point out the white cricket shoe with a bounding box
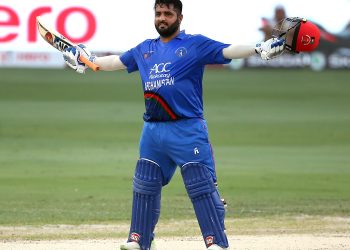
[120,241,157,250]
[120,241,140,250]
[207,244,228,250]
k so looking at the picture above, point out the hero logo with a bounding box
[0,6,96,43]
[150,62,171,74]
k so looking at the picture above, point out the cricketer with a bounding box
[62,0,320,249]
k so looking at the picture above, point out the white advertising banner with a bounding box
[1,0,349,54]
[0,51,65,68]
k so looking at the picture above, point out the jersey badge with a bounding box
[144,51,154,59]
[175,47,187,57]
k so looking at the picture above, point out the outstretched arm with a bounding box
[94,55,126,71]
[223,38,285,60]
[63,44,126,73]
[222,45,256,59]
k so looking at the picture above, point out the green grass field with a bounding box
[0,68,349,228]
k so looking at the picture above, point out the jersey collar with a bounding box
[176,30,186,40]
[156,30,186,41]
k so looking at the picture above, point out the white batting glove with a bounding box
[63,44,96,74]
[255,38,285,60]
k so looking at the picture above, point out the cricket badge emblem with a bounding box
[175,47,187,57]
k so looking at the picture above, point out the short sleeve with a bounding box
[120,49,139,73]
[195,35,232,65]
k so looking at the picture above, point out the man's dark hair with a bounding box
[154,0,183,15]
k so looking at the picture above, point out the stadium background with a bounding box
[0,0,350,242]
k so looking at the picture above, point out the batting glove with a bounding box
[255,38,285,60]
[63,44,96,74]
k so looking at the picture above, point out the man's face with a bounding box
[154,4,182,38]
[275,9,286,22]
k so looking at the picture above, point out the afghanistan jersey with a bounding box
[120,31,231,122]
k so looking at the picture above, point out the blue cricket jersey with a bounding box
[120,31,231,121]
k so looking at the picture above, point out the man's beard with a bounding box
[155,19,180,38]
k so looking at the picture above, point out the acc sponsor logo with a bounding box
[130,232,141,242]
[175,47,187,57]
[205,236,214,246]
[150,62,171,74]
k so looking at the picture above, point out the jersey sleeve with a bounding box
[120,49,139,73]
[195,35,232,65]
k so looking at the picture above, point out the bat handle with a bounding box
[79,55,100,72]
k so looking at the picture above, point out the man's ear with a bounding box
[179,14,183,23]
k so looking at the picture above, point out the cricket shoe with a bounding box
[207,244,229,250]
[120,241,157,250]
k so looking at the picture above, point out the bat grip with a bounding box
[79,55,100,72]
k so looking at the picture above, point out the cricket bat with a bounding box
[36,16,99,71]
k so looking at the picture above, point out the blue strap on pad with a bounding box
[129,159,163,250]
[181,162,228,248]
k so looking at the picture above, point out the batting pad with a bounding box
[181,162,229,248]
[129,159,163,250]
